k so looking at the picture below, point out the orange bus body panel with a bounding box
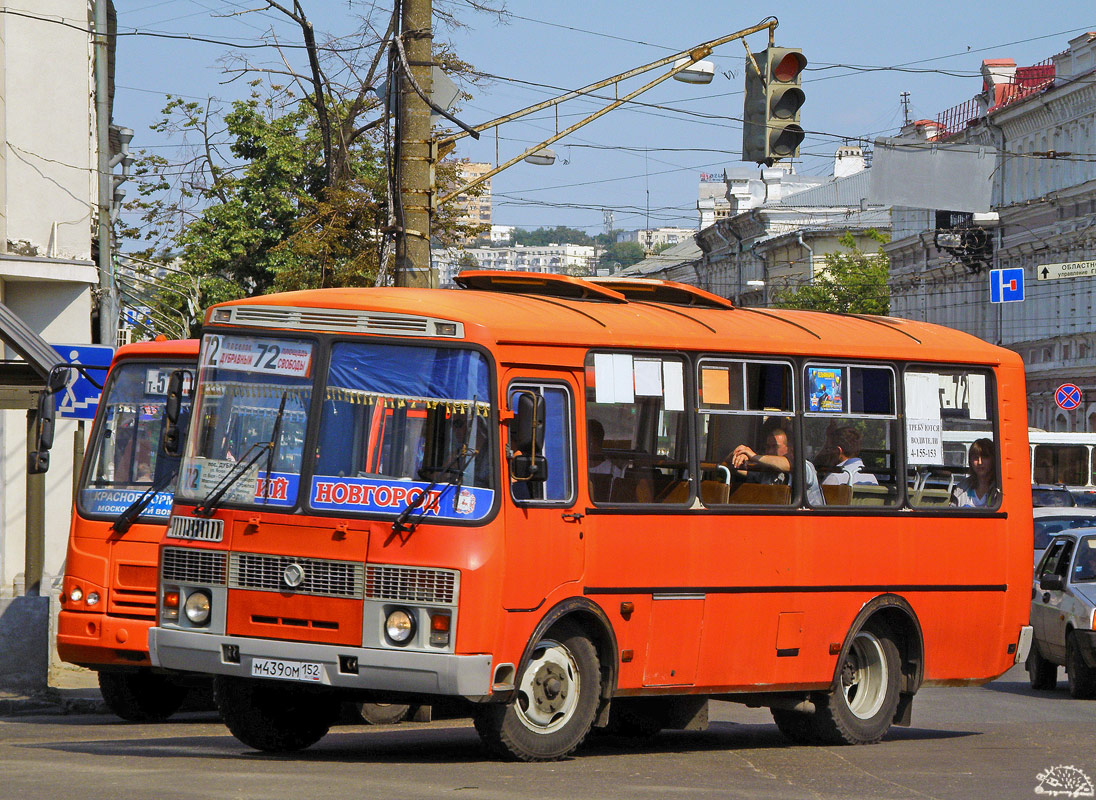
[56,340,199,669]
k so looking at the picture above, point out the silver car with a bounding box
[1028,531,1096,698]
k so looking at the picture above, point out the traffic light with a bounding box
[742,47,806,166]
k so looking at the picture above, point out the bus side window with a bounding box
[904,368,999,510]
[509,384,574,505]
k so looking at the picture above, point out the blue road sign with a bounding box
[51,344,115,420]
[990,267,1025,303]
[1056,383,1082,412]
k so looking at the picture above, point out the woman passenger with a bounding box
[950,438,1000,508]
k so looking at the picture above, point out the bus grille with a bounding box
[365,565,458,606]
[161,547,228,586]
[229,553,364,599]
[167,515,224,543]
[225,305,461,337]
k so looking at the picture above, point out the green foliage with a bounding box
[771,230,890,315]
[512,226,595,247]
[598,241,646,270]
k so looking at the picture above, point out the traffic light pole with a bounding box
[395,0,435,288]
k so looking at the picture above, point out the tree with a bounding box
[513,226,594,247]
[121,1,497,335]
[771,230,890,315]
[598,241,645,270]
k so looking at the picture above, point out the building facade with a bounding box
[432,242,597,287]
[0,2,107,596]
[885,33,1096,432]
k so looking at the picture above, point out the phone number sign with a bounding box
[203,334,313,378]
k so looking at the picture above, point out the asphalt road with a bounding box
[1,665,1093,800]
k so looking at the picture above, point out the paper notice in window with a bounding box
[701,367,730,406]
[904,373,941,421]
[967,374,987,420]
[613,353,635,403]
[906,418,943,465]
[594,353,616,403]
[663,361,684,411]
[634,359,663,397]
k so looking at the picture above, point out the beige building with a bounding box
[453,161,492,239]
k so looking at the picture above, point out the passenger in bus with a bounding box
[587,420,624,479]
[821,426,879,486]
[727,421,824,505]
[950,438,1000,508]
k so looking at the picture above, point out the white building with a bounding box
[885,33,1096,431]
[432,242,597,286]
[616,227,695,249]
[0,0,108,605]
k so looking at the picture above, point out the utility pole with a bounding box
[900,91,911,127]
[395,0,435,288]
[94,0,117,345]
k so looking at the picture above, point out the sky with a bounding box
[113,1,1096,238]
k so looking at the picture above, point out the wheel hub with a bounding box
[532,664,568,712]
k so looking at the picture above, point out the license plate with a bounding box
[250,657,323,682]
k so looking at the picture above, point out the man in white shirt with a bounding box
[821,426,879,486]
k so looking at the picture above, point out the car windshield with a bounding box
[1032,487,1075,507]
[176,333,314,509]
[80,361,192,520]
[1073,536,1096,582]
[1035,516,1096,550]
[312,342,494,522]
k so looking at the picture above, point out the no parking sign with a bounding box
[1055,383,1082,412]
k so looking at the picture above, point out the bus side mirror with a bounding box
[27,388,56,474]
[508,391,547,483]
[161,369,191,457]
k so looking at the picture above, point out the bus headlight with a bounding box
[385,608,415,644]
[184,591,212,625]
[86,592,100,606]
[69,587,83,603]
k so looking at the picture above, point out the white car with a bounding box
[1028,531,1096,698]
[1033,508,1096,565]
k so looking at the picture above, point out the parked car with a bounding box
[1034,508,1096,563]
[1071,489,1096,508]
[1032,483,1077,508]
[1027,531,1096,698]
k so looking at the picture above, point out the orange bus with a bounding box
[57,339,199,720]
[149,273,1033,760]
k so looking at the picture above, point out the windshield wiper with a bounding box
[450,396,479,512]
[392,442,479,535]
[111,469,178,535]
[262,392,288,502]
[194,394,289,517]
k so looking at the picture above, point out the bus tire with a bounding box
[1027,644,1057,691]
[771,709,818,744]
[357,702,412,725]
[1066,634,1096,699]
[812,621,901,745]
[214,676,337,752]
[473,622,600,761]
[97,671,188,722]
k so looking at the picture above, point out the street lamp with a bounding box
[673,58,715,84]
[523,148,557,166]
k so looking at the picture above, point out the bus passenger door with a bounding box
[502,377,584,610]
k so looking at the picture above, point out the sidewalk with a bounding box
[0,665,107,717]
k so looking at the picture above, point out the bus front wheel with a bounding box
[97,671,188,722]
[1027,643,1057,690]
[812,622,901,745]
[214,676,338,752]
[473,622,601,761]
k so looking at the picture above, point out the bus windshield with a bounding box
[176,333,314,509]
[80,361,191,520]
[311,341,494,522]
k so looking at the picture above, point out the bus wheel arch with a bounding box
[475,598,617,761]
[813,594,924,744]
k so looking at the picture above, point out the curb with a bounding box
[0,689,107,717]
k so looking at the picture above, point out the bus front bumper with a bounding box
[148,627,493,697]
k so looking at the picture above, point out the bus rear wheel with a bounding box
[97,671,188,722]
[474,622,600,761]
[357,702,412,725]
[812,622,901,745]
[771,708,818,744]
[214,676,338,752]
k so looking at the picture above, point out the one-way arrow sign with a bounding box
[1038,260,1096,280]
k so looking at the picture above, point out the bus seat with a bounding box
[911,487,951,506]
[700,480,730,505]
[589,473,613,502]
[609,477,637,502]
[728,483,791,505]
[822,484,852,505]
[657,480,691,504]
[851,484,894,506]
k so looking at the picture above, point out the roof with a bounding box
[620,238,703,277]
[213,278,1018,367]
[114,339,199,361]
